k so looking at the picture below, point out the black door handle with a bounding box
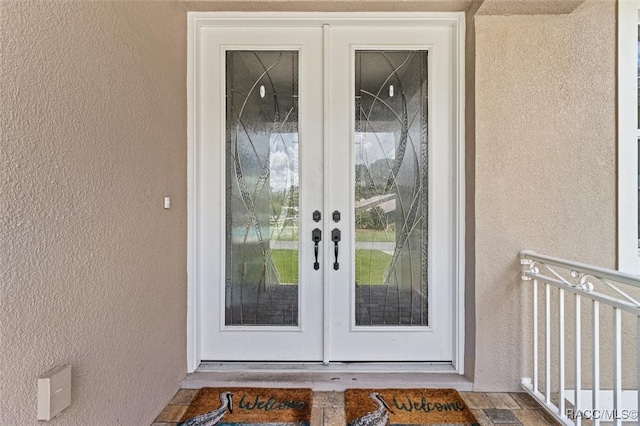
[312,228,322,270]
[331,228,341,270]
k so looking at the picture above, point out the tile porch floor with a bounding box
[152,390,560,425]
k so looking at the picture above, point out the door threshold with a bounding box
[197,361,456,373]
[182,362,473,391]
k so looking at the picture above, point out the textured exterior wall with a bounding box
[182,0,473,12]
[181,0,585,13]
[473,0,616,390]
[464,1,481,383]
[1,1,188,424]
[476,0,584,15]
[0,0,619,414]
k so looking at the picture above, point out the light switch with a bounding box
[163,196,171,209]
[38,365,71,421]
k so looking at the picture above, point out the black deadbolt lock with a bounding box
[332,210,341,222]
[312,210,321,222]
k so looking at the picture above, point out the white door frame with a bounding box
[617,0,640,274]
[187,12,466,373]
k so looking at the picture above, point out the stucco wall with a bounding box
[0,0,621,417]
[473,0,617,390]
[1,1,187,424]
[182,0,473,12]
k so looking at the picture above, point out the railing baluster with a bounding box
[518,251,640,426]
[546,283,551,404]
[533,279,539,393]
[593,300,600,426]
[575,293,581,426]
[613,308,622,426]
[559,289,566,417]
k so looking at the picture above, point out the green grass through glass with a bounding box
[355,229,395,242]
[269,248,392,285]
[355,249,392,285]
[271,249,298,284]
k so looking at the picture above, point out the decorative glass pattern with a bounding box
[225,51,299,326]
[354,50,429,326]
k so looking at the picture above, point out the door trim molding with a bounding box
[617,0,640,274]
[187,12,466,374]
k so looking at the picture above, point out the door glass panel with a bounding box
[354,50,428,326]
[225,51,299,326]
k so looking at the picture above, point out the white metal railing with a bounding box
[520,251,640,425]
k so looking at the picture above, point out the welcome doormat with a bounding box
[178,387,312,426]
[345,388,479,425]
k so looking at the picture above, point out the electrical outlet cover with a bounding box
[38,365,71,421]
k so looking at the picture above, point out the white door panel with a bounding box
[195,22,457,363]
[198,27,324,360]
[328,26,454,361]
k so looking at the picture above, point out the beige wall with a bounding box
[473,0,617,390]
[182,0,473,12]
[1,1,188,424]
[0,0,621,421]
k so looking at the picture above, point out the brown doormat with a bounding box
[178,387,312,425]
[345,388,479,426]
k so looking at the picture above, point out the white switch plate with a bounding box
[38,365,71,421]
[163,196,171,209]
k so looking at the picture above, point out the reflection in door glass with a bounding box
[225,51,299,326]
[354,50,428,326]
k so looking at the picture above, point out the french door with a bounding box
[192,16,462,364]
